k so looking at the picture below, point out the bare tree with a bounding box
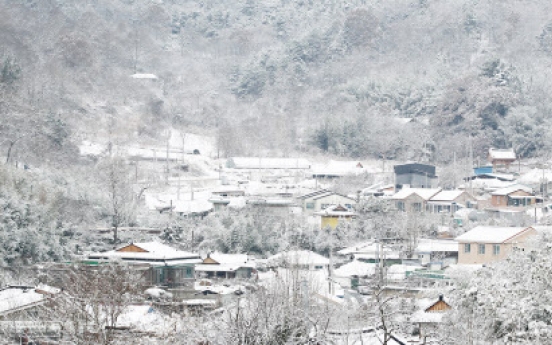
[98,157,136,244]
[55,262,145,345]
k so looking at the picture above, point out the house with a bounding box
[427,190,476,213]
[333,260,376,289]
[246,198,294,216]
[315,204,356,229]
[410,295,452,342]
[391,188,442,212]
[194,253,255,280]
[86,242,201,287]
[297,190,356,213]
[394,163,437,190]
[455,226,537,264]
[266,250,330,271]
[488,148,516,171]
[490,185,536,208]
[226,157,311,169]
[413,239,459,267]
[311,160,366,179]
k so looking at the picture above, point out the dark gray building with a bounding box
[394,163,437,189]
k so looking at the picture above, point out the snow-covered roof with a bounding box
[205,253,252,266]
[362,183,395,195]
[455,226,535,243]
[226,157,310,169]
[0,286,49,316]
[415,239,458,253]
[88,241,200,262]
[194,282,245,295]
[489,148,516,160]
[354,251,401,260]
[267,250,330,267]
[297,189,331,200]
[459,178,517,192]
[115,305,175,335]
[410,308,446,323]
[311,160,367,177]
[195,264,249,272]
[211,188,245,195]
[478,173,517,181]
[410,296,452,323]
[314,204,356,216]
[333,260,376,277]
[173,199,213,214]
[336,241,375,255]
[209,197,231,204]
[131,73,158,79]
[392,188,442,201]
[340,243,401,259]
[182,299,217,306]
[144,287,172,299]
[392,117,415,125]
[246,198,294,206]
[518,168,552,185]
[491,184,533,196]
[429,190,467,202]
[228,197,247,209]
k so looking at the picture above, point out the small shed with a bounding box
[410,295,452,342]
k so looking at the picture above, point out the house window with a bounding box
[314,265,323,270]
[493,245,500,256]
[306,202,315,209]
[464,244,471,253]
[412,203,422,212]
[397,201,405,212]
[345,204,353,209]
[321,204,331,210]
[478,244,486,255]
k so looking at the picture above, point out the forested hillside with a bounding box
[2,0,552,166]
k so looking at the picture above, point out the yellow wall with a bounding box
[321,216,352,229]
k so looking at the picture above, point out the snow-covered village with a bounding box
[3,0,552,344]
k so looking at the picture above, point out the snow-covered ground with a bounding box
[116,305,176,335]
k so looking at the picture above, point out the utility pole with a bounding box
[301,278,309,324]
[165,130,171,185]
[329,227,334,295]
[177,174,181,200]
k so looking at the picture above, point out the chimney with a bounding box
[438,294,444,301]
